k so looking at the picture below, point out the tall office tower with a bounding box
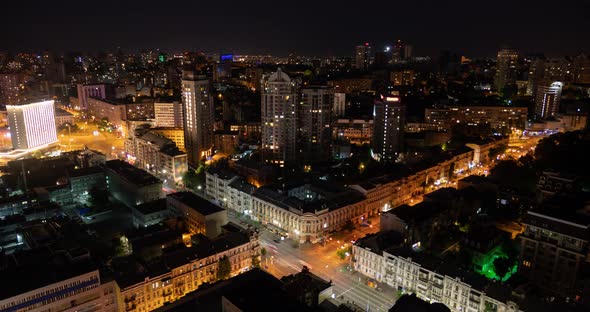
[494,49,519,91]
[355,43,371,70]
[154,101,183,127]
[7,100,58,150]
[0,73,25,104]
[261,68,299,166]
[300,86,333,162]
[535,81,563,119]
[527,57,546,96]
[181,71,214,165]
[372,95,405,162]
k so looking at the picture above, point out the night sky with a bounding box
[2,0,589,58]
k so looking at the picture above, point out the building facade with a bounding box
[534,81,563,119]
[261,68,299,166]
[7,100,58,150]
[104,159,163,207]
[181,71,214,165]
[425,106,528,132]
[372,95,405,162]
[494,49,519,91]
[154,101,183,128]
[76,84,107,111]
[300,86,333,162]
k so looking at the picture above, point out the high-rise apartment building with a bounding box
[372,95,405,162]
[261,68,299,166]
[333,93,346,117]
[0,73,25,104]
[154,101,183,127]
[494,49,519,91]
[7,100,58,150]
[300,86,333,162]
[355,43,371,70]
[182,71,214,165]
[535,81,563,119]
[76,84,107,111]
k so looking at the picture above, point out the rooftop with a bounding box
[153,268,312,312]
[104,159,161,187]
[167,192,225,216]
[134,198,167,216]
[0,247,98,301]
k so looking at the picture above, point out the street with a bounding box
[230,213,397,312]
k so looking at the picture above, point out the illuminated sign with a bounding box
[220,54,233,61]
[386,97,400,102]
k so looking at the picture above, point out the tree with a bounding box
[182,169,199,190]
[260,247,267,257]
[493,257,513,281]
[336,246,352,260]
[342,220,355,232]
[216,256,231,281]
[251,254,261,268]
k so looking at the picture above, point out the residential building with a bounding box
[352,233,527,312]
[372,95,405,162]
[151,127,185,152]
[355,43,371,70]
[518,198,590,296]
[226,178,257,216]
[300,86,333,162]
[261,68,299,166]
[152,269,315,312]
[205,168,239,203]
[536,170,577,201]
[154,101,183,128]
[117,228,260,312]
[76,84,108,111]
[167,191,228,238]
[494,49,519,91]
[391,70,415,86]
[7,100,58,150]
[125,131,188,184]
[333,92,346,117]
[327,78,372,93]
[424,106,528,132]
[181,71,214,165]
[333,118,373,144]
[104,159,163,207]
[213,130,239,154]
[0,73,25,105]
[87,97,154,126]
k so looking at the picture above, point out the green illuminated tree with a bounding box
[493,257,513,281]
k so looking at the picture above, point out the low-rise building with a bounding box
[104,159,163,207]
[205,168,239,204]
[0,248,123,312]
[213,130,240,154]
[352,232,526,312]
[226,178,257,215]
[116,228,260,312]
[68,166,106,204]
[131,198,171,228]
[54,107,74,127]
[167,192,228,238]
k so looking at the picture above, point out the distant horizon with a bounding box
[1,0,589,60]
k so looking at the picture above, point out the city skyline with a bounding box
[2,1,590,57]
